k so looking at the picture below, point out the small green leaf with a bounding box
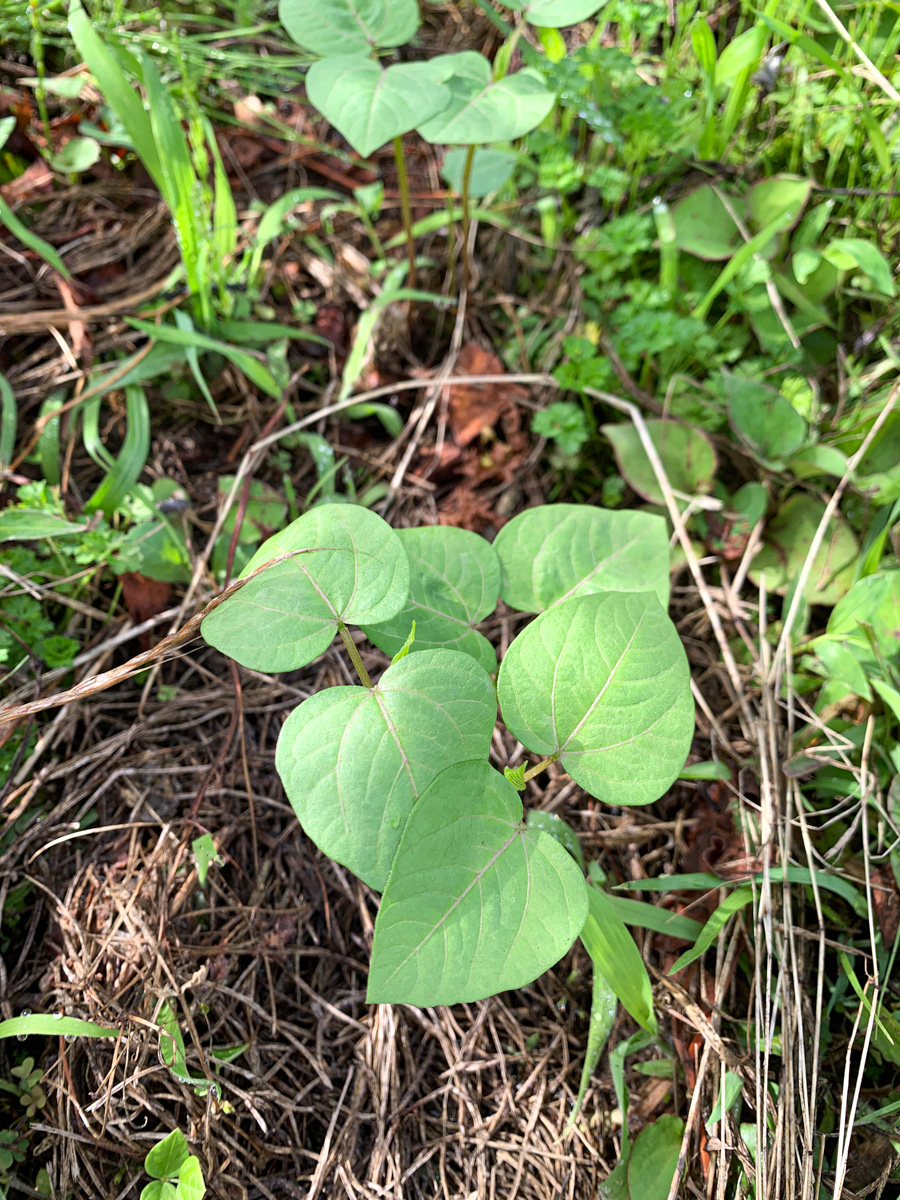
[823,237,895,297]
[669,887,752,973]
[499,0,608,28]
[0,510,89,541]
[0,194,70,278]
[493,503,670,614]
[201,505,410,672]
[826,572,900,657]
[749,494,857,606]
[746,174,812,233]
[582,886,657,1033]
[714,23,766,87]
[602,420,717,505]
[417,53,554,145]
[306,57,451,158]
[279,0,419,54]
[141,1183,177,1200]
[670,185,743,261]
[175,1157,205,1200]
[363,526,501,674]
[724,373,806,467]
[47,136,101,174]
[567,967,617,1129]
[504,763,527,790]
[367,762,588,1005]
[145,1130,190,1181]
[390,620,416,663]
[786,444,847,479]
[441,148,517,197]
[498,593,694,806]
[191,835,218,889]
[627,1115,685,1200]
[276,650,496,890]
[707,1069,743,1129]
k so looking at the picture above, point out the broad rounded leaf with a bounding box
[627,1115,685,1200]
[500,0,608,27]
[145,1130,190,1181]
[48,135,101,173]
[442,147,517,197]
[367,762,588,1005]
[498,592,693,805]
[602,419,717,505]
[363,526,501,673]
[747,174,812,232]
[176,1157,206,1200]
[724,373,806,467]
[748,494,857,606]
[278,0,418,54]
[417,53,554,145]
[201,505,409,672]
[141,1184,177,1200]
[306,58,450,158]
[493,503,670,614]
[823,237,895,298]
[670,185,744,260]
[826,572,900,656]
[276,650,496,889]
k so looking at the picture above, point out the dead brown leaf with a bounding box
[445,344,527,446]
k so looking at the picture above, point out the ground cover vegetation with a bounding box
[0,0,899,1196]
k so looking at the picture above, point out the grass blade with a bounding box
[0,195,69,278]
[581,884,658,1035]
[83,385,151,516]
[0,1014,117,1038]
[127,318,282,398]
[0,372,15,474]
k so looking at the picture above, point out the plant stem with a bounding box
[338,622,374,688]
[460,144,476,294]
[523,754,558,783]
[393,136,416,290]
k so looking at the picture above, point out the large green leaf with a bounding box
[417,53,554,146]
[498,593,693,805]
[724,373,806,468]
[602,420,717,506]
[306,57,450,158]
[493,503,670,614]
[278,0,418,54]
[627,1116,684,1200]
[201,505,409,671]
[748,494,857,606]
[276,649,496,890]
[825,572,900,657]
[362,526,501,674]
[367,762,588,1005]
[501,0,608,27]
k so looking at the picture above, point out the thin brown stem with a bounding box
[523,754,558,783]
[393,136,416,290]
[338,622,373,688]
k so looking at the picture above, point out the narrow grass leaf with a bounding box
[0,195,70,278]
[668,886,752,972]
[0,372,15,472]
[581,885,658,1033]
[566,968,617,1130]
[127,319,282,398]
[173,310,219,420]
[83,386,150,516]
[0,1014,117,1038]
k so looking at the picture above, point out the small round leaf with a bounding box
[276,649,497,890]
[367,761,588,1005]
[498,593,693,805]
[748,494,857,606]
[501,0,608,28]
[201,505,409,672]
[417,53,554,145]
[306,58,450,158]
[493,503,670,614]
[145,1130,190,1181]
[279,0,418,54]
[362,526,501,674]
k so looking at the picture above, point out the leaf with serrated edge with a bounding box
[276,650,496,890]
[306,58,450,158]
[201,505,409,672]
[493,503,669,614]
[367,761,588,1005]
[363,526,501,674]
[278,0,418,55]
[417,52,554,145]
[498,592,693,805]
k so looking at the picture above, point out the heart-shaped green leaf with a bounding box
[602,419,717,505]
[724,373,806,467]
[306,57,450,158]
[145,1130,190,1181]
[201,505,409,672]
[500,0,608,28]
[362,526,501,673]
[367,761,588,1005]
[417,53,554,145]
[493,504,670,614]
[498,593,693,805]
[276,650,496,889]
[279,0,418,54]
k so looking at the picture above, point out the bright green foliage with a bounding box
[363,526,501,674]
[367,762,588,1005]
[724,373,807,468]
[826,572,900,655]
[748,494,858,605]
[531,401,589,456]
[306,58,450,158]
[626,1115,684,1200]
[142,1129,206,1200]
[276,649,496,889]
[417,54,555,146]
[201,506,410,671]
[582,885,656,1032]
[493,504,670,613]
[602,420,717,505]
[279,0,418,55]
[501,0,607,27]
[498,592,693,805]
[203,505,694,1007]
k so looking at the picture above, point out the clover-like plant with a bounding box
[202,502,693,1007]
[277,0,607,283]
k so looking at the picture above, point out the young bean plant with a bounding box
[201,503,694,1007]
